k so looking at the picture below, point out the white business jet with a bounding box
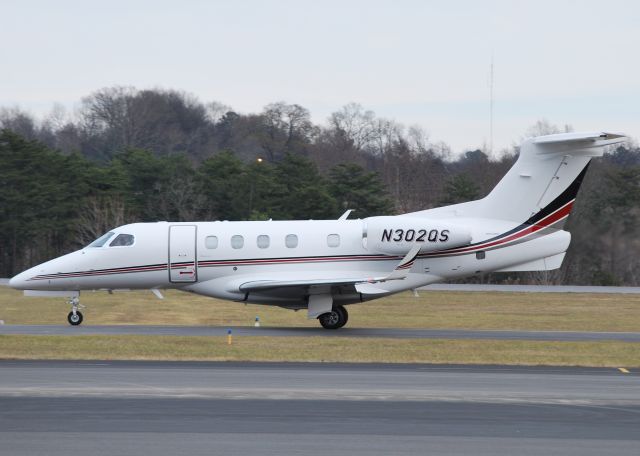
[10,132,624,328]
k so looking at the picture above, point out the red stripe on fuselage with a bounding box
[196,254,392,268]
[421,200,574,258]
[27,203,574,282]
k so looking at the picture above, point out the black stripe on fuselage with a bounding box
[27,255,398,281]
[523,161,590,225]
[423,161,592,255]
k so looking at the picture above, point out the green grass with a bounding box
[1,286,640,331]
[0,334,638,367]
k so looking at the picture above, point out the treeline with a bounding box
[1,86,639,285]
[0,130,393,276]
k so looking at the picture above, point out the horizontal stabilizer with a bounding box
[533,131,625,145]
[532,132,626,156]
[439,130,629,223]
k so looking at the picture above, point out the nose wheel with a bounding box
[67,311,83,326]
[67,297,84,326]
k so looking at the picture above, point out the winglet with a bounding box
[338,209,354,220]
[381,244,421,281]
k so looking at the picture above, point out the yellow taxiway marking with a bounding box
[618,368,630,374]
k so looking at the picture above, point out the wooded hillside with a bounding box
[1,87,638,285]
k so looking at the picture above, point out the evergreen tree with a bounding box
[0,130,94,275]
[197,150,248,220]
[272,153,336,219]
[439,173,480,205]
[110,148,168,220]
[328,163,394,217]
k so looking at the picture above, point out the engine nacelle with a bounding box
[364,216,472,255]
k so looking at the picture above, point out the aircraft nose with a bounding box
[9,272,29,290]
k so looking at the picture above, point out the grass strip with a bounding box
[0,334,638,367]
[2,288,640,331]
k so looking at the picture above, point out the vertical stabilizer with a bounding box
[477,132,625,223]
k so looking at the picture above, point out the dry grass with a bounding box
[2,286,639,366]
[1,286,640,331]
[0,334,638,367]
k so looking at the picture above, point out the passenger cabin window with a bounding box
[327,234,340,247]
[285,234,298,248]
[205,236,218,249]
[231,235,244,249]
[88,231,115,248]
[257,235,270,249]
[109,234,135,247]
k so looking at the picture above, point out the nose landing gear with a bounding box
[67,297,84,326]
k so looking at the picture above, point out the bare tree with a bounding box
[76,196,131,246]
[206,101,232,123]
[42,103,69,132]
[260,102,316,161]
[0,107,38,140]
[328,103,377,151]
[523,119,573,139]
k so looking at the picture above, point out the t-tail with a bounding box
[403,131,626,272]
[477,132,625,225]
[411,132,626,226]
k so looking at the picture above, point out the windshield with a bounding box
[87,231,115,248]
[109,233,135,247]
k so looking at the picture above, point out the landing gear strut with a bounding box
[318,305,348,329]
[67,296,84,326]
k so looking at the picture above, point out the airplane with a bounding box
[9,131,625,329]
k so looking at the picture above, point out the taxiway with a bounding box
[0,361,638,456]
[2,324,640,341]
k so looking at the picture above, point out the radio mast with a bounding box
[489,55,494,156]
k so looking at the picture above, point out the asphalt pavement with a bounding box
[0,361,638,456]
[2,323,640,341]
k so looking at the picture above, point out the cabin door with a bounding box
[169,225,198,283]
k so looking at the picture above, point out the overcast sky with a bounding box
[2,0,639,154]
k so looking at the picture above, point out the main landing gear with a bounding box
[318,305,348,330]
[67,296,84,326]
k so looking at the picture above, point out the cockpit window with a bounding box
[109,233,135,247]
[87,232,115,248]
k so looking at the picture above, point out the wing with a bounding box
[238,244,421,293]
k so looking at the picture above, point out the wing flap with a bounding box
[239,277,364,292]
[354,283,391,294]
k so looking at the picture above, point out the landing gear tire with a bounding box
[67,311,83,326]
[66,296,84,326]
[318,305,348,329]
